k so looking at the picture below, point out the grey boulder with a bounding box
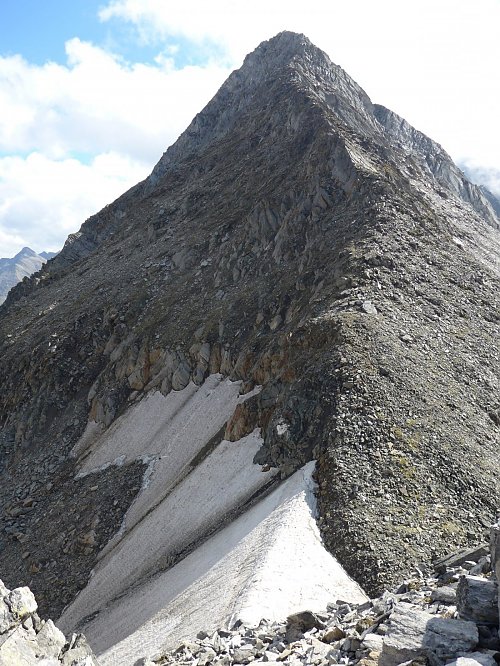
[457,575,498,626]
[380,602,478,666]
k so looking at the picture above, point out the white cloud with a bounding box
[0,151,148,256]
[0,38,230,255]
[460,160,500,199]
[0,38,230,163]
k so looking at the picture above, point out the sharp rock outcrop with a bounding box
[0,579,98,664]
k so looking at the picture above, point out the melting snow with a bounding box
[63,462,367,666]
[59,375,367,666]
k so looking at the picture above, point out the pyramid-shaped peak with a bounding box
[146,31,376,188]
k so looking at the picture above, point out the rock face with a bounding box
[0,247,56,304]
[0,29,499,640]
[373,106,500,230]
[0,579,98,664]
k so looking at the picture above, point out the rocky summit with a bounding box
[0,31,499,665]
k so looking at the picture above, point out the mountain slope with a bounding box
[0,32,499,657]
[0,247,57,304]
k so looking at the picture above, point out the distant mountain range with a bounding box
[0,247,57,304]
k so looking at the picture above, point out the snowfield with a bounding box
[59,375,367,665]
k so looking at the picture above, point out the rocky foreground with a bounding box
[2,524,500,665]
[135,528,500,666]
[0,581,97,664]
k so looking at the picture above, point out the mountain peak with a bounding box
[234,30,338,90]
[1,32,500,663]
[147,32,372,187]
[0,247,47,305]
[253,30,311,51]
[17,246,38,258]
[242,30,317,67]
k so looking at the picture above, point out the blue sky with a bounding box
[0,0,218,70]
[1,0,499,257]
[1,1,107,64]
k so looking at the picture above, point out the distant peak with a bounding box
[17,246,37,257]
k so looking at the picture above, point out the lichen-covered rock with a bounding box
[7,585,37,618]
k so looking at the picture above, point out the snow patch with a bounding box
[70,461,366,666]
[276,419,289,436]
[74,454,126,480]
[59,375,367,666]
[59,429,277,638]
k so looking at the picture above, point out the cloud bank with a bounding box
[0,151,148,255]
[0,38,229,255]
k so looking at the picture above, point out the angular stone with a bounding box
[35,619,66,659]
[262,650,278,661]
[0,600,15,634]
[61,643,100,665]
[232,646,257,663]
[322,625,345,642]
[197,646,217,665]
[286,610,326,632]
[308,636,336,660]
[286,610,326,643]
[380,602,478,666]
[490,521,500,633]
[468,557,491,576]
[0,628,42,665]
[357,652,382,666]
[171,360,191,391]
[430,586,457,604]
[342,635,362,652]
[491,522,500,567]
[362,300,378,315]
[433,545,489,574]
[445,652,497,666]
[477,622,500,650]
[361,632,384,652]
[457,576,498,626]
